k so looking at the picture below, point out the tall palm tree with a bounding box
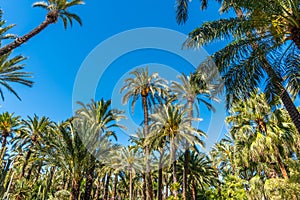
[0,53,33,101]
[121,67,168,200]
[75,99,125,200]
[149,103,206,198]
[0,0,84,56]
[0,112,21,160]
[170,73,217,199]
[184,0,300,134]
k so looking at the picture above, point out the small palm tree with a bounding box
[0,0,85,56]
[149,103,206,198]
[0,112,21,160]
[75,99,125,200]
[170,73,217,199]
[177,151,218,200]
[121,67,168,200]
[14,115,53,178]
[111,147,143,200]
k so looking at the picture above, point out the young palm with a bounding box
[0,0,84,56]
[170,73,217,199]
[0,112,21,160]
[149,103,206,198]
[121,67,168,200]
[75,99,125,200]
[111,147,143,200]
[177,151,218,200]
[14,115,53,178]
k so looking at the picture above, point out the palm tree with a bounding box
[177,151,218,200]
[170,73,217,199]
[0,112,21,160]
[46,122,88,200]
[121,67,168,200]
[0,0,84,56]
[14,115,53,178]
[184,0,300,134]
[0,53,33,101]
[0,9,16,46]
[149,103,206,198]
[129,128,148,200]
[175,0,220,24]
[226,92,296,179]
[75,99,125,200]
[111,147,143,200]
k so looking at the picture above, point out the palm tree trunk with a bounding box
[129,167,133,200]
[142,173,147,200]
[275,150,289,179]
[291,27,300,50]
[0,131,9,160]
[83,156,96,200]
[0,11,58,56]
[21,149,32,178]
[234,7,300,135]
[65,175,71,190]
[142,95,154,200]
[95,179,101,200]
[191,182,197,200]
[44,166,56,198]
[158,149,164,200]
[183,100,193,200]
[165,175,169,198]
[34,159,43,183]
[70,178,82,200]
[112,173,118,200]
[104,171,111,200]
[171,141,178,198]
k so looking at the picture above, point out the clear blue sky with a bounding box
[1,0,230,147]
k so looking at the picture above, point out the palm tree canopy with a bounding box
[33,0,85,28]
[0,53,33,101]
[120,67,169,113]
[149,104,206,150]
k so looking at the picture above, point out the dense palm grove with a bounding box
[1,0,300,199]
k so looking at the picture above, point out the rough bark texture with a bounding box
[0,131,8,159]
[157,155,163,200]
[83,156,95,200]
[291,27,300,50]
[103,172,111,200]
[183,100,193,200]
[129,168,133,200]
[171,142,178,198]
[275,150,289,179]
[191,183,197,200]
[142,173,147,200]
[142,94,154,200]
[70,178,81,200]
[21,149,32,178]
[112,173,118,200]
[0,10,58,56]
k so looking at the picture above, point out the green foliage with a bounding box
[220,175,247,200]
